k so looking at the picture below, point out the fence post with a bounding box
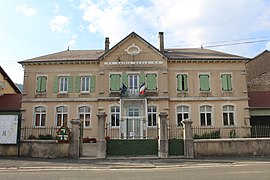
[69,119,81,159]
[97,112,107,159]
[182,118,194,159]
[158,112,168,158]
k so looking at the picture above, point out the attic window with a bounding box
[125,43,142,56]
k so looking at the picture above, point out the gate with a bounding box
[168,124,184,156]
[106,118,159,157]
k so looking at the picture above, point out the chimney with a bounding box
[158,32,164,53]
[105,37,110,51]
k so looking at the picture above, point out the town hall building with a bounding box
[19,32,250,139]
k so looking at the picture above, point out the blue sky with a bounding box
[1,0,270,84]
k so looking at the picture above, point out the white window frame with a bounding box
[222,105,235,126]
[59,76,68,93]
[56,106,68,127]
[147,106,157,127]
[200,105,212,126]
[81,76,91,93]
[78,106,91,128]
[110,106,120,128]
[34,106,46,127]
[176,105,190,126]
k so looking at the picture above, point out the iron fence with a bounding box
[20,126,59,140]
[168,124,184,139]
[192,125,270,139]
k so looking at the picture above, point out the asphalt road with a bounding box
[1,161,270,180]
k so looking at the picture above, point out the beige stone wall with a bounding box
[194,138,270,157]
[0,73,16,94]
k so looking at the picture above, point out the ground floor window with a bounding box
[223,105,235,126]
[177,105,189,126]
[34,106,46,127]
[79,106,91,128]
[200,105,212,126]
[56,106,68,127]
[147,106,157,127]
[110,106,120,127]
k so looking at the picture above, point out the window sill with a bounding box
[109,91,121,97]
[57,93,68,98]
[35,93,47,98]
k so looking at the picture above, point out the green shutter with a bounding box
[122,73,128,86]
[68,76,73,93]
[90,76,96,93]
[53,76,59,93]
[40,76,47,92]
[139,73,145,85]
[177,74,188,91]
[222,74,232,91]
[110,74,121,91]
[200,74,210,91]
[146,74,157,90]
[75,76,80,93]
[36,76,42,93]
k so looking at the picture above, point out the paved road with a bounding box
[1,160,270,180]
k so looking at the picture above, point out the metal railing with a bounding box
[192,125,270,139]
[20,126,59,140]
[168,124,184,139]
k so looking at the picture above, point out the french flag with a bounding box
[139,82,145,95]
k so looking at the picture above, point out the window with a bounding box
[34,106,46,127]
[56,106,68,127]
[200,105,212,126]
[59,77,68,93]
[177,105,189,126]
[146,74,157,91]
[223,105,235,126]
[177,74,188,91]
[147,106,157,126]
[110,74,121,91]
[81,76,90,93]
[221,74,232,91]
[199,74,210,91]
[110,106,120,127]
[36,76,47,93]
[129,74,139,91]
[79,106,91,128]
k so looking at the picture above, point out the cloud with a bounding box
[16,4,37,16]
[66,34,78,48]
[50,15,70,33]
[79,0,270,57]
[266,42,270,50]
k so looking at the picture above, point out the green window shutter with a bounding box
[200,74,210,91]
[75,76,81,93]
[40,76,47,93]
[222,74,232,91]
[139,73,145,85]
[68,76,73,93]
[110,74,121,91]
[146,74,157,90]
[177,74,188,91]
[36,76,42,93]
[90,76,96,93]
[53,76,59,93]
[122,73,128,86]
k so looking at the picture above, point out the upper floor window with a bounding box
[79,106,91,128]
[110,106,120,127]
[177,105,189,126]
[56,106,68,127]
[81,76,90,93]
[36,76,47,93]
[147,106,157,127]
[223,105,235,126]
[59,77,68,93]
[199,74,210,91]
[34,106,46,127]
[177,74,188,91]
[221,74,233,91]
[200,105,212,126]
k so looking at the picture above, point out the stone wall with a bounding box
[0,140,69,158]
[194,138,270,157]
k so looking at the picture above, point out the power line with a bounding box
[204,39,270,48]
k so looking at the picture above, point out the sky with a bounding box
[1,0,270,84]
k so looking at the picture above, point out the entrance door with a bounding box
[127,106,142,139]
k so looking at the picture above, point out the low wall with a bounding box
[0,140,69,158]
[194,138,270,157]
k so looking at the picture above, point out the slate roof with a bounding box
[19,32,248,64]
[248,91,270,108]
[0,94,22,111]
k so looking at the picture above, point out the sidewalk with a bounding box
[1,156,269,171]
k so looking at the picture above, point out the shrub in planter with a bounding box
[28,135,36,139]
[89,138,97,143]
[83,137,90,143]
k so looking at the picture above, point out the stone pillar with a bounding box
[96,112,107,159]
[69,119,81,159]
[158,112,168,158]
[182,118,194,159]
